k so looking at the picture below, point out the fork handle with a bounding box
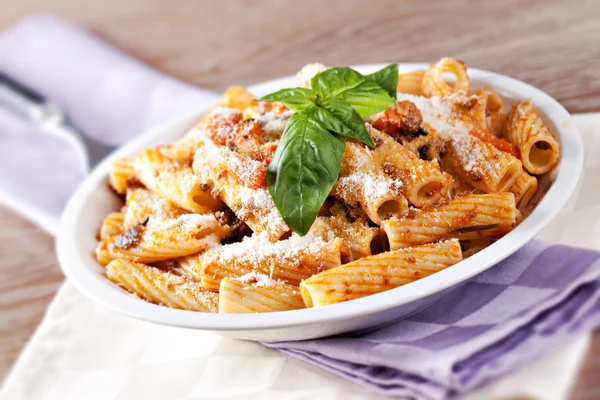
[0,74,93,171]
[0,74,50,123]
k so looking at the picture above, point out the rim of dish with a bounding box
[56,63,584,331]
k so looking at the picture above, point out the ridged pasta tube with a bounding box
[368,125,450,207]
[422,58,470,97]
[96,213,227,265]
[381,193,517,249]
[109,156,136,195]
[179,235,351,291]
[107,259,218,312]
[218,274,305,313]
[503,99,560,174]
[193,138,289,241]
[397,70,425,95]
[123,188,187,230]
[443,133,523,193]
[300,240,462,307]
[508,171,538,210]
[134,148,224,214]
[332,140,408,224]
[100,212,124,240]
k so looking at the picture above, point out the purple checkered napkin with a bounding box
[267,240,600,399]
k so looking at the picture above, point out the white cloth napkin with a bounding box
[0,15,598,400]
[0,284,592,400]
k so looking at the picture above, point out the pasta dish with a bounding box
[96,58,561,313]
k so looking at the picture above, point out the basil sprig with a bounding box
[260,64,398,235]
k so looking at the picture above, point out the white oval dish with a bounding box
[56,64,584,341]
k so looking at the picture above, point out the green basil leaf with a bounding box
[336,80,395,117]
[313,97,375,147]
[267,110,346,235]
[310,67,365,98]
[366,64,399,99]
[258,88,316,111]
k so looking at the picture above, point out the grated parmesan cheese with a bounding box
[396,93,491,177]
[228,152,264,183]
[257,111,292,140]
[152,213,217,231]
[149,196,176,221]
[237,187,287,235]
[211,106,243,120]
[213,231,323,265]
[296,63,328,88]
[334,141,404,204]
[193,132,289,239]
[237,272,279,287]
[337,173,399,200]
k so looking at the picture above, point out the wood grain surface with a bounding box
[0,0,599,398]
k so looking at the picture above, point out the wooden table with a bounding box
[1,0,599,398]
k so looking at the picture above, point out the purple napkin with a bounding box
[1,15,599,400]
[0,14,216,146]
[267,241,600,399]
[0,15,217,233]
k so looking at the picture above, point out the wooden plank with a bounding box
[0,207,63,382]
[0,0,598,112]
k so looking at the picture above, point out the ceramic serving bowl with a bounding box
[56,64,584,341]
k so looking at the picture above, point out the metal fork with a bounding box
[0,74,114,172]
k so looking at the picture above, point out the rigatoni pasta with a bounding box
[107,259,218,312]
[134,148,224,214]
[109,156,137,195]
[477,88,506,136]
[97,213,227,265]
[397,70,425,95]
[504,99,560,174]
[422,58,470,97]
[192,131,289,241]
[219,273,305,313]
[442,133,523,193]
[332,140,408,224]
[381,193,517,249]
[100,212,125,240]
[96,58,560,313]
[509,171,538,210]
[300,240,462,307]
[310,203,387,259]
[368,124,451,206]
[123,188,186,230]
[180,234,350,291]
[157,130,206,163]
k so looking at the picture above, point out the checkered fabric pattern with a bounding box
[268,241,600,399]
